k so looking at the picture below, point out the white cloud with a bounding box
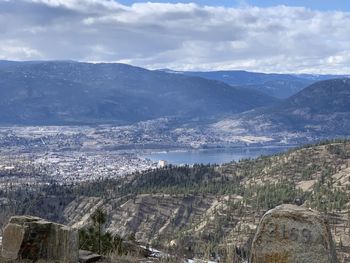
[0,0,350,73]
[0,40,42,60]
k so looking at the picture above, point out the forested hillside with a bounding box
[1,140,350,261]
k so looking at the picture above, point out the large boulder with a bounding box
[250,204,338,263]
[1,216,78,262]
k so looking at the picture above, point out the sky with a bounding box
[1,0,350,73]
[119,0,350,11]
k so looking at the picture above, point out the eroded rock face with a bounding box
[1,216,78,262]
[250,204,338,263]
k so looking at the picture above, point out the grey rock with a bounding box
[79,250,102,263]
[1,223,26,260]
[250,204,338,263]
[1,215,78,263]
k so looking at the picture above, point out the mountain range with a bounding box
[0,60,350,140]
[223,78,350,136]
[0,61,277,125]
[163,69,349,99]
[266,78,350,134]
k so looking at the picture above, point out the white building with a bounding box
[158,160,168,168]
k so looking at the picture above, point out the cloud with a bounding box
[0,0,350,73]
[0,40,42,59]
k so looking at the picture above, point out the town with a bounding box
[0,118,319,188]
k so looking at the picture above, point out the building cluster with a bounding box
[0,151,156,188]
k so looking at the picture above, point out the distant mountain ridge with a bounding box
[161,69,349,98]
[1,60,349,135]
[0,61,278,125]
[227,78,350,135]
[270,78,350,133]
[281,78,350,114]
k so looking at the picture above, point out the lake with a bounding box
[144,146,292,165]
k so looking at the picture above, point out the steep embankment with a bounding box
[60,140,350,261]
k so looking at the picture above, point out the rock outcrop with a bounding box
[79,250,102,263]
[250,204,338,263]
[1,216,78,262]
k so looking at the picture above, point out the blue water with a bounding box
[144,146,292,165]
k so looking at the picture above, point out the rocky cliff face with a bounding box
[1,216,78,263]
[60,141,350,261]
